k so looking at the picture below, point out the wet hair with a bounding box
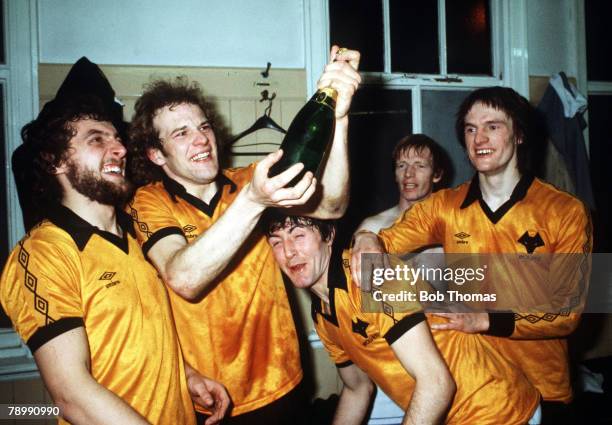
[19,95,114,207]
[262,210,335,242]
[128,76,217,186]
[392,133,451,190]
[455,86,536,174]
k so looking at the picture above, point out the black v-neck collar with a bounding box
[47,203,134,253]
[311,248,347,327]
[162,173,237,217]
[460,173,534,224]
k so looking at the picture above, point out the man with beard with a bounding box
[127,46,360,423]
[0,95,229,425]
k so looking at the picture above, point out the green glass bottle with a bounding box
[269,87,337,186]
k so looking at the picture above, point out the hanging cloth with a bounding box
[537,72,595,209]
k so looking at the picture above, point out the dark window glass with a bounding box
[390,0,439,74]
[585,1,612,81]
[421,89,474,186]
[589,95,612,251]
[329,0,384,72]
[446,0,492,75]
[336,87,412,248]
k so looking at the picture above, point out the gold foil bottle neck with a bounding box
[316,87,338,103]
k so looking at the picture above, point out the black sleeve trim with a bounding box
[142,226,185,257]
[384,312,426,345]
[336,360,354,368]
[485,312,515,337]
[27,317,85,353]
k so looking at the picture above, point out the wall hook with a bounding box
[261,62,272,78]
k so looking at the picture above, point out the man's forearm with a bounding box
[163,184,266,299]
[51,376,148,425]
[332,385,372,425]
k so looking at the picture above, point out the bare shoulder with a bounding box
[358,206,401,233]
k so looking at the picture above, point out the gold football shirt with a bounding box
[128,164,302,415]
[313,250,539,424]
[379,175,592,402]
[0,205,195,425]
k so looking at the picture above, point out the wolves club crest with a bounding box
[518,231,544,254]
[352,318,369,338]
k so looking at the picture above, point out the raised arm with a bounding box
[302,46,361,219]
[34,327,149,425]
[334,364,375,425]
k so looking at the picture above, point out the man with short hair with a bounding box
[1,95,229,425]
[359,133,447,232]
[127,47,361,423]
[264,213,539,425]
[352,86,592,423]
[357,134,449,420]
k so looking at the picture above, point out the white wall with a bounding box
[527,0,579,77]
[39,0,305,68]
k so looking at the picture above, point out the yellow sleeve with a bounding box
[0,236,84,352]
[127,187,185,255]
[314,320,352,368]
[491,201,592,339]
[379,193,444,254]
[373,309,427,346]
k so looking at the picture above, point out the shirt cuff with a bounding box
[485,312,515,337]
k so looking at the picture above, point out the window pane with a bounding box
[329,0,384,72]
[337,87,412,247]
[390,0,439,74]
[585,1,612,81]
[446,0,492,75]
[421,89,474,186]
[588,95,612,251]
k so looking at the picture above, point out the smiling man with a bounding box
[127,47,360,424]
[359,134,446,233]
[0,95,229,425]
[264,213,539,425]
[351,86,592,424]
[356,135,448,419]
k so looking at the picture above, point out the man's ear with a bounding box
[514,136,523,145]
[433,171,443,184]
[147,147,166,166]
[43,153,65,175]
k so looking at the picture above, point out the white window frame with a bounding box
[0,0,40,381]
[304,0,529,99]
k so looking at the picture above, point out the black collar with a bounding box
[311,247,347,327]
[460,173,535,224]
[161,173,237,217]
[47,203,135,253]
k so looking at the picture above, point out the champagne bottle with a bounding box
[268,87,337,186]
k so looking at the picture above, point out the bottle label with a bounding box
[314,87,337,110]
